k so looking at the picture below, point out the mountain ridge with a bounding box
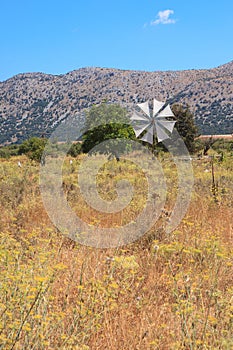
[3,60,232,82]
[0,61,232,145]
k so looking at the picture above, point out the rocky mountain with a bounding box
[0,61,232,145]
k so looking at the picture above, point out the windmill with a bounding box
[130,98,176,144]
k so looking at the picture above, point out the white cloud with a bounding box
[151,9,176,25]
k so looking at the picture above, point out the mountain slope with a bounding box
[0,62,232,145]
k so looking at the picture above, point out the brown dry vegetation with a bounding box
[0,151,232,349]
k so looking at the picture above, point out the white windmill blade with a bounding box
[133,122,151,138]
[140,124,154,145]
[155,122,171,142]
[157,104,175,118]
[130,111,151,122]
[158,120,176,133]
[153,98,165,116]
[137,101,150,117]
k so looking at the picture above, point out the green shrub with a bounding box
[18,137,47,162]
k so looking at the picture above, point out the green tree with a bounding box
[172,104,198,153]
[68,142,82,157]
[18,137,47,162]
[82,103,136,157]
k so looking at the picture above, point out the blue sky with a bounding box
[0,0,232,81]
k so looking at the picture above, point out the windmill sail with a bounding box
[133,122,151,138]
[153,99,165,116]
[157,105,175,118]
[137,101,150,117]
[130,111,151,122]
[158,120,176,133]
[140,124,154,144]
[156,121,171,142]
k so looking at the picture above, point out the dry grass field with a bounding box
[0,150,232,349]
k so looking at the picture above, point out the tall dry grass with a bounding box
[0,153,232,349]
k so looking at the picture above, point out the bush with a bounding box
[68,142,82,157]
[0,144,20,159]
[0,148,10,159]
[18,137,47,162]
